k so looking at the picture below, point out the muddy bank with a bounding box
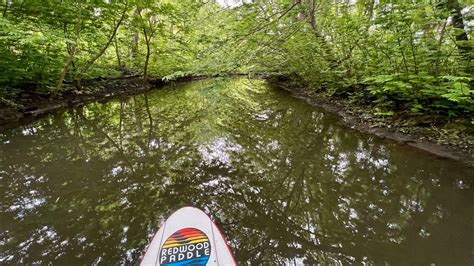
[0,73,262,128]
[269,78,474,167]
[0,75,213,128]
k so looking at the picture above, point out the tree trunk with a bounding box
[3,0,8,17]
[297,0,305,21]
[365,0,376,19]
[114,36,122,69]
[56,11,81,92]
[307,0,317,31]
[291,0,302,22]
[301,0,336,68]
[63,22,77,77]
[56,52,75,92]
[132,32,139,59]
[143,37,151,84]
[131,8,141,59]
[139,12,156,84]
[444,0,471,63]
[75,3,128,86]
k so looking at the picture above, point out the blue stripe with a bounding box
[163,256,210,266]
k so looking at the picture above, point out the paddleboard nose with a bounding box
[141,207,236,266]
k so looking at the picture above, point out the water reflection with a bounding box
[0,78,472,264]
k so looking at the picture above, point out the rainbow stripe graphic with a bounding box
[160,228,211,266]
[162,228,209,248]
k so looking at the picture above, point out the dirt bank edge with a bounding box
[2,74,472,167]
[0,75,212,128]
[270,79,474,168]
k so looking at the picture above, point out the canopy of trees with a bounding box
[0,0,472,118]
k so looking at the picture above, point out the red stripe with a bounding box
[176,228,202,234]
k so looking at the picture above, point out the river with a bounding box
[0,78,472,264]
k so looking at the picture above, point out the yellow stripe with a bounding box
[162,238,208,248]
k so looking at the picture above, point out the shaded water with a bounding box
[0,78,472,264]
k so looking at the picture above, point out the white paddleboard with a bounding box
[141,206,237,266]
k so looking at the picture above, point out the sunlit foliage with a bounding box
[0,0,472,117]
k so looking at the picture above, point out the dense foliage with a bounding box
[0,0,472,120]
[0,0,209,95]
[224,0,473,119]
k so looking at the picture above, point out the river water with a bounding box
[0,78,472,264]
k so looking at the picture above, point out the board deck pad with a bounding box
[141,207,236,265]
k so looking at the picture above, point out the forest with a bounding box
[1,1,473,264]
[0,0,472,124]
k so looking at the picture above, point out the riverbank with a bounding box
[0,73,264,128]
[1,74,472,167]
[0,75,214,128]
[268,75,474,167]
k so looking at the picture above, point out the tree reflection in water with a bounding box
[0,78,472,264]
